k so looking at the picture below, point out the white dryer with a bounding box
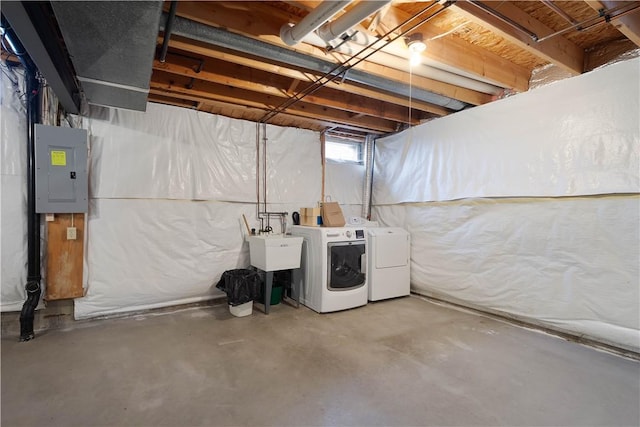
[367,227,410,301]
[290,226,368,313]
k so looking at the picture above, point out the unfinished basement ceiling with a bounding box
[4,1,639,137]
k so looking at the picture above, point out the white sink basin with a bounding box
[248,235,303,271]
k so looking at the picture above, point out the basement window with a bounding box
[325,136,363,164]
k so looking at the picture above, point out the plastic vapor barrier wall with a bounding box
[372,58,640,352]
[0,66,28,312]
[78,103,362,319]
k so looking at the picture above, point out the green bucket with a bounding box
[260,284,282,305]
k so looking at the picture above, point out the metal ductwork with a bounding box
[163,14,467,111]
[280,0,352,46]
[51,1,163,111]
[303,31,502,95]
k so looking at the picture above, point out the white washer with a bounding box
[290,226,368,313]
[367,227,410,301]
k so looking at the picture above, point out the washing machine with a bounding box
[290,226,368,313]
[367,227,410,301]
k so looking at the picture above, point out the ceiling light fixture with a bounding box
[407,33,427,53]
[407,33,426,67]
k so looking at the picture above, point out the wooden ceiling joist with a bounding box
[150,73,399,133]
[150,89,383,135]
[162,36,452,116]
[152,57,421,124]
[453,1,585,75]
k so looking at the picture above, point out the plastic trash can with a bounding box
[216,269,261,317]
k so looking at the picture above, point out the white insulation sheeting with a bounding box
[373,196,640,351]
[77,102,363,319]
[1,67,28,312]
[373,59,640,204]
[372,58,640,351]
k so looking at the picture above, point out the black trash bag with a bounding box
[216,269,262,306]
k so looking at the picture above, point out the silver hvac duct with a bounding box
[303,31,502,95]
[161,14,467,111]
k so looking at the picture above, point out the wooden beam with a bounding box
[148,94,198,109]
[163,36,451,116]
[173,2,491,105]
[452,1,584,75]
[287,78,301,95]
[149,89,388,134]
[379,5,531,91]
[585,1,640,47]
[150,73,399,133]
[153,58,419,124]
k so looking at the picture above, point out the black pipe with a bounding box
[21,67,41,342]
[159,0,178,63]
[2,15,42,341]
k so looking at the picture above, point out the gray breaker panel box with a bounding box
[35,124,88,213]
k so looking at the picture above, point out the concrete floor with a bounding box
[1,296,639,427]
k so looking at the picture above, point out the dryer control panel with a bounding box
[325,229,365,241]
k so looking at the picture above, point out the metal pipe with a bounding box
[536,3,640,43]
[280,1,353,46]
[468,0,539,41]
[159,0,178,62]
[21,69,42,342]
[317,0,391,43]
[541,0,579,25]
[361,134,375,220]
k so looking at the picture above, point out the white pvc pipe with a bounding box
[280,1,354,46]
[317,0,391,43]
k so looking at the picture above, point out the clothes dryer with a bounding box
[290,226,367,313]
[367,227,410,301]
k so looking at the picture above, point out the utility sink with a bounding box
[248,235,303,271]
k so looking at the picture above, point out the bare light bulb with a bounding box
[407,33,426,67]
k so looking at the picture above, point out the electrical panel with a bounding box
[35,124,88,213]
